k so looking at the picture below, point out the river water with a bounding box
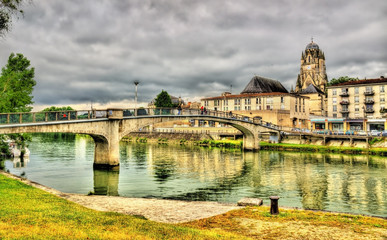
[1,134,386,217]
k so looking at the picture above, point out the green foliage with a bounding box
[42,106,75,112]
[0,53,36,113]
[369,137,383,146]
[154,90,173,108]
[0,0,27,37]
[327,76,358,86]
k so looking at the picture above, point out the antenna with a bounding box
[230,84,232,93]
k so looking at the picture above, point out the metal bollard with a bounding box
[269,196,280,215]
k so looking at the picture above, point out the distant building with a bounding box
[201,75,310,128]
[295,40,328,116]
[323,76,387,131]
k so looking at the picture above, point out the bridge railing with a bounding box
[0,107,283,131]
[0,110,109,125]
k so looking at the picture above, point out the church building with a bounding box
[295,39,328,116]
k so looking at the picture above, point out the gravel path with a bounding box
[3,172,241,223]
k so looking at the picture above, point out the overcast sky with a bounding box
[1,0,386,110]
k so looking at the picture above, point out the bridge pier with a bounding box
[243,132,260,151]
[93,110,122,168]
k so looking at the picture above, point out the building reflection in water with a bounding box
[106,142,387,216]
[13,157,30,168]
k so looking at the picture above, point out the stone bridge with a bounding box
[0,108,281,167]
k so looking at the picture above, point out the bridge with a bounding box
[0,108,281,167]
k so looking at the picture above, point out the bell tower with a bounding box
[295,39,328,93]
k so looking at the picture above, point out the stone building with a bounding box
[201,76,310,128]
[323,76,387,131]
[295,40,328,116]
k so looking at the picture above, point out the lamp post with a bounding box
[134,81,139,116]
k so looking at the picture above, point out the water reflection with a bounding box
[93,168,119,196]
[3,135,387,217]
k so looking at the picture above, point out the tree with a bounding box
[154,90,173,108]
[42,106,75,112]
[0,53,36,113]
[0,0,28,37]
[327,76,358,86]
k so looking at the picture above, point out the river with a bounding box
[1,134,386,217]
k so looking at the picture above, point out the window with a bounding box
[355,105,359,112]
[224,99,228,106]
[266,97,273,110]
[256,98,259,104]
[295,105,297,112]
[354,96,359,103]
[332,97,337,104]
[333,105,337,112]
[303,106,305,112]
[281,97,284,103]
[204,101,208,107]
[245,106,251,110]
[234,106,240,110]
[381,94,385,102]
[234,99,240,105]
[245,98,251,105]
[381,86,385,93]
[333,113,337,118]
[332,89,337,96]
[354,87,359,94]
[366,86,373,92]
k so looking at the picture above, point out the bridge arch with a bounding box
[118,115,261,151]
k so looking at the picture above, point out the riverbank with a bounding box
[1,171,386,239]
[260,141,387,155]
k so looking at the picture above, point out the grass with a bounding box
[181,206,387,240]
[1,173,386,239]
[0,174,244,240]
[259,142,387,155]
[194,139,243,149]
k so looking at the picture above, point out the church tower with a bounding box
[295,39,328,93]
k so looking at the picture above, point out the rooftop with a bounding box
[328,77,387,87]
[240,75,288,94]
[201,92,308,101]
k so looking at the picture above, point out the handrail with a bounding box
[0,108,283,131]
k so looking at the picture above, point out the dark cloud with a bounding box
[0,0,386,109]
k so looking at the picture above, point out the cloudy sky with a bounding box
[1,0,386,110]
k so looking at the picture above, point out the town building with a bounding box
[321,76,387,131]
[201,76,310,128]
[294,40,328,116]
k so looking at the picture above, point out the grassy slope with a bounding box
[181,207,387,240]
[0,174,244,240]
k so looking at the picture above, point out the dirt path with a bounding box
[2,172,241,223]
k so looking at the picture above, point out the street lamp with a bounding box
[134,81,139,116]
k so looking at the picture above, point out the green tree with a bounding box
[154,90,173,108]
[0,53,36,113]
[42,106,75,112]
[0,0,28,37]
[327,76,358,86]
